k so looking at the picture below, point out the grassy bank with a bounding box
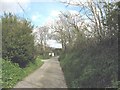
[2,56,43,88]
[60,38,118,88]
[39,54,50,59]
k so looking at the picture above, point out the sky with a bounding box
[0,0,80,26]
[0,0,81,48]
[0,0,118,26]
[0,0,117,48]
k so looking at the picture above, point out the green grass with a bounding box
[2,56,43,88]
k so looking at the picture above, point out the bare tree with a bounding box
[33,26,49,55]
[51,19,67,51]
[50,11,87,51]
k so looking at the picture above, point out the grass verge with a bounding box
[2,56,43,88]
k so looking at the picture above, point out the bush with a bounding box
[2,13,35,68]
[2,56,43,88]
[2,59,24,88]
[60,37,118,88]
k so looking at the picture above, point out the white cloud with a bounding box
[33,10,61,27]
[32,15,38,21]
[1,0,30,3]
[0,0,30,14]
[31,13,42,21]
[30,0,57,2]
[50,10,61,17]
[43,10,61,26]
[47,40,62,48]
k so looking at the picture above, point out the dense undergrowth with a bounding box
[60,37,118,88]
[2,56,43,88]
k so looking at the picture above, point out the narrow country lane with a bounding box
[14,56,67,88]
